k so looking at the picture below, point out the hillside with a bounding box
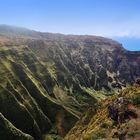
[65,84,140,140]
[0,25,140,140]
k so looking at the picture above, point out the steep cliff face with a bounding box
[0,25,140,140]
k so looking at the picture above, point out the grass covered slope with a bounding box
[0,25,140,140]
[65,84,140,140]
[0,44,79,139]
[0,113,34,140]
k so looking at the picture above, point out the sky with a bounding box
[0,0,140,51]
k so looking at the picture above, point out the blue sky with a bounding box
[0,0,140,51]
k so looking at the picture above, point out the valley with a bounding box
[0,25,140,140]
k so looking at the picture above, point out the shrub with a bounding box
[100,122,110,128]
[132,95,140,107]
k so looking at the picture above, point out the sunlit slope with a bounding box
[65,85,140,140]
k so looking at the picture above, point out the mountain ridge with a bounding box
[0,25,140,140]
[0,24,126,48]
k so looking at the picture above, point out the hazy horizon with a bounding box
[0,0,140,51]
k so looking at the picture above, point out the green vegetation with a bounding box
[65,86,140,140]
[133,94,140,107]
[0,113,34,140]
[81,87,106,101]
[0,26,140,140]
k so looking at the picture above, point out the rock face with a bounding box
[0,25,140,140]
